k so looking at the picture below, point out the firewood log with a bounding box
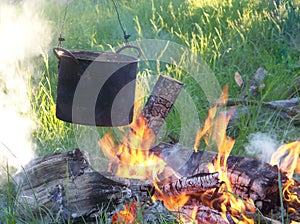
[14,149,153,222]
[139,74,183,136]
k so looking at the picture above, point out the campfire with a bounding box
[15,75,300,223]
[100,81,299,223]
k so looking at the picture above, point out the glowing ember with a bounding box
[111,202,139,224]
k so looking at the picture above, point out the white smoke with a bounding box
[0,0,52,173]
[245,132,279,163]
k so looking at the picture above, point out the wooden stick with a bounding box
[209,97,300,128]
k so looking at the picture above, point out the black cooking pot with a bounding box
[53,45,141,126]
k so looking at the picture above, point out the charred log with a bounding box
[157,172,220,197]
[150,142,296,213]
[139,74,183,136]
[14,146,299,223]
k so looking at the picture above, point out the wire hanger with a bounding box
[111,0,131,43]
[57,0,70,47]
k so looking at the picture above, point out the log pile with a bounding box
[151,142,287,211]
[14,73,300,223]
[14,145,300,223]
[151,143,300,223]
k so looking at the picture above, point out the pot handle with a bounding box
[53,47,80,64]
[116,45,142,58]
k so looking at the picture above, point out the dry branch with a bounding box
[226,97,300,127]
[230,68,300,126]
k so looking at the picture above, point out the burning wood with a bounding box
[151,142,300,222]
[151,85,299,223]
[15,74,185,223]
[111,201,138,224]
[180,205,228,224]
[15,145,299,223]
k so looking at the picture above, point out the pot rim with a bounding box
[54,47,140,63]
[64,50,139,63]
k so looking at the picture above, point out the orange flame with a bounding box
[99,115,167,181]
[96,76,300,224]
[152,182,190,211]
[196,86,255,223]
[111,202,139,224]
[100,85,258,223]
[269,141,300,212]
[194,85,233,152]
[270,140,300,178]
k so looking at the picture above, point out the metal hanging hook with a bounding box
[111,0,131,43]
[58,0,70,47]
[57,0,130,46]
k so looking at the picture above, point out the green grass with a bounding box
[31,0,300,155]
[1,0,300,223]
